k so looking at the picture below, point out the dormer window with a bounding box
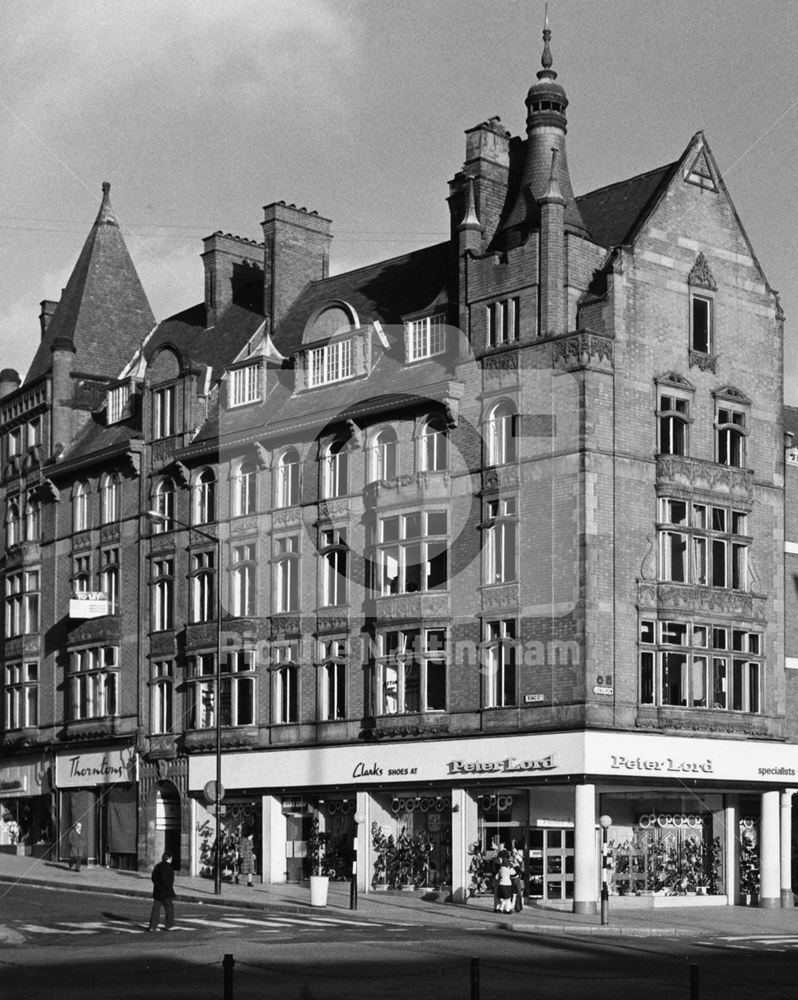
[228,362,261,407]
[407,315,445,362]
[308,339,353,388]
[107,383,131,424]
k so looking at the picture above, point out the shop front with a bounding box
[0,755,55,857]
[188,730,798,909]
[55,744,138,868]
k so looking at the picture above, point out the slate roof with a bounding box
[576,162,680,249]
[25,184,155,384]
[144,302,264,382]
[271,241,451,359]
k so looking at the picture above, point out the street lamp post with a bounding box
[599,814,612,926]
[148,510,223,896]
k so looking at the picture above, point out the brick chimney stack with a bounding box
[262,202,332,330]
[202,233,264,328]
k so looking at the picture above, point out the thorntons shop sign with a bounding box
[56,749,137,788]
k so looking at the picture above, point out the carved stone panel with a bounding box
[552,332,614,371]
[375,593,450,621]
[656,455,754,501]
[481,584,520,610]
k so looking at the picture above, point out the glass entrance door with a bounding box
[528,827,574,901]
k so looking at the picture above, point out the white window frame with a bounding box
[483,619,518,708]
[228,363,261,407]
[372,628,447,715]
[377,510,448,596]
[150,660,174,735]
[153,385,176,439]
[307,339,353,388]
[486,401,518,466]
[232,544,257,617]
[152,558,174,631]
[484,498,517,584]
[407,315,446,361]
[4,661,38,729]
[487,298,519,348]
[275,449,300,508]
[69,646,119,720]
[235,460,258,517]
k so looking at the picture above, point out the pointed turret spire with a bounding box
[500,10,589,243]
[23,182,154,385]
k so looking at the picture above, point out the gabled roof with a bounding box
[577,161,679,249]
[25,184,155,385]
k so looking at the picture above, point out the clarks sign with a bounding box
[447,755,556,775]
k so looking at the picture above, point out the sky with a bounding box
[0,0,797,400]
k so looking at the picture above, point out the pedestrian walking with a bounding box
[148,851,176,931]
[67,822,84,872]
[238,833,256,887]
[495,853,516,914]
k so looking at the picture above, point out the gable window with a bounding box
[483,619,518,707]
[691,295,713,354]
[73,481,90,532]
[376,510,447,596]
[419,417,447,472]
[193,469,216,525]
[150,661,174,735]
[407,315,446,361]
[69,646,119,720]
[321,439,348,499]
[486,400,518,466]
[273,644,298,724]
[319,639,346,721]
[716,404,746,468]
[320,528,347,607]
[100,473,120,524]
[153,385,176,438]
[235,460,258,517]
[275,449,300,508]
[657,393,689,456]
[307,339,353,388]
[487,298,520,347]
[274,536,298,612]
[152,478,175,532]
[228,363,261,407]
[4,661,38,729]
[369,428,398,483]
[372,628,447,715]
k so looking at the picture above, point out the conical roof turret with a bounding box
[501,13,589,243]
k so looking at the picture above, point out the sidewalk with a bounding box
[0,851,796,940]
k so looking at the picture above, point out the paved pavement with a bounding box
[0,851,797,942]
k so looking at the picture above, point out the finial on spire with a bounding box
[102,181,110,195]
[96,181,117,226]
[541,2,553,71]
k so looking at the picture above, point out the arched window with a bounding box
[235,461,258,517]
[152,478,175,533]
[486,401,518,466]
[73,481,90,532]
[321,439,348,499]
[275,449,300,508]
[369,428,398,483]
[419,418,447,472]
[194,468,216,525]
[24,494,40,542]
[100,473,120,524]
[6,498,20,546]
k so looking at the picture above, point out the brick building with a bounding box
[1,25,795,909]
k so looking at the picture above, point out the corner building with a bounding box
[1,26,794,910]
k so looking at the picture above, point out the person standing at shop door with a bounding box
[147,851,176,931]
[67,822,84,873]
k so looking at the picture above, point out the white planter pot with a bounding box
[309,875,329,907]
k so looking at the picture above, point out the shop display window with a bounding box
[371,792,452,889]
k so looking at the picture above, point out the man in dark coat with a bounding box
[148,851,176,931]
[67,822,84,872]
